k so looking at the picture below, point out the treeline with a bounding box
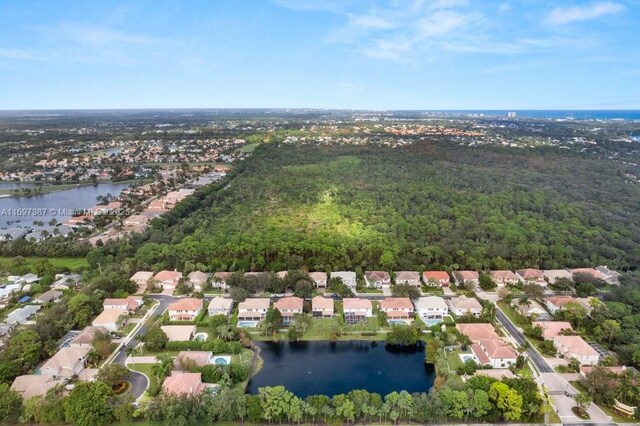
[92,142,640,273]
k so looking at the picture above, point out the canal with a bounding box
[247,340,435,398]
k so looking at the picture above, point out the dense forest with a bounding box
[117,140,640,272]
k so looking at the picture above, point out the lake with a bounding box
[0,182,130,229]
[247,340,435,398]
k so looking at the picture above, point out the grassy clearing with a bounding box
[497,301,530,327]
[0,256,88,272]
[238,143,260,153]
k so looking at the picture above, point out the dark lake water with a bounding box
[247,340,435,398]
[0,183,130,229]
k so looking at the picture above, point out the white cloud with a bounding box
[42,23,160,46]
[349,15,396,30]
[417,10,481,37]
[545,1,624,25]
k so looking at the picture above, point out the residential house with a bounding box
[273,297,304,325]
[35,289,63,304]
[543,269,573,284]
[331,271,357,291]
[103,296,143,313]
[415,296,448,324]
[212,272,232,290]
[11,375,62,400]
[343,298,373,324]
[453,271,479,288]
[311,296,334,318]
[553,335,600,365]
[237,298,270,321]
[456,323,500,341]
[162,372,206,396]
[153,270,183,290]
[422,271,450,287]
[595,266,621,285]
[532,321,573,340]
[40,346,90,378]
[92,308,128,332]
[6,305,41,325]
[70,326,109,348]
[472,339,518,369]
[207,297,233,317]
[448,296,483,318]
[571,268,605,281]
[177,351,214,367]
[167,298,203,321]
[188,271,209,291]
[490,270,519,287]
[364,271,391,289]
[309,272,328,291]
[515,269,547,286]
[380,297,415,324]
[130,271,153,292]
[511,299,552,320]
[545,296,578,315]
[394,271,421,287]
[161,325,196,342]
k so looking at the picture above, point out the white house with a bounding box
[212,272,232,290]
[92,308,128,332]
[167,298,203,321]
[188,271,209,291]
[207,297,233,316]
[380,297,414,324]
[40,346,90,378]
[311,296,334,318]
[415,296,448,324]
[153,270,183,290]
[471,339,518,369]
[364,271,391,288]
[331,271,357,291]
[553,335,600,365]
[394,271,421,287]
[453,271,479,288]
[309,272,328,290]
[237,298,270,321]
[273,297,304,325]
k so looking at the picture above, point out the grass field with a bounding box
[0,256,88,272]
[497,301,530,327]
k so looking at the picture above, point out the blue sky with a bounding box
[0,0,638,110]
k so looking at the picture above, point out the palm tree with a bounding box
[125,345,135,364]
[151,354,173,380]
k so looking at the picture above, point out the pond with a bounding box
[247,340,434,398]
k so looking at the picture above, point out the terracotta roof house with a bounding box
[448,296,483,317]
[394,271,421,287]
[516,269,546,286]
[207,297,233,317]
[543,269,573,284]
[130,271,153,289]
[168,298,203,321]
[365,271,391,288]
[70,325,109,348]
[423,271,450,287]
[311,296,334,318]
[273,297,304,324]
[580,365,628,378]
[309,272,328,290]
[161,325,196,341]
[453,271,480,287]
[153,270,183,290]
[40,346,90,378]
[456,323,500,342]
[92,308,128,332]
[11,375,62,400]
[331,271,357,290]
[511,299,552,320]
[472,339,518,369]
[188,271,209,291]
[415,296,448,324]
[177,351,214,367]
[343,298,373,324]
[490,270,519,286]
[103,296,143,313]
[162,372,206,396]
[380,297,415,323]
[237,298,270,321]
[553,335,600,365]
[571,268,605,280]
[532,321,573,340]
[545,296,578,315]
[212,272,232,289]
[35,289,63,304]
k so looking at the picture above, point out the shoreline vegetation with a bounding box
[0,178,150,198]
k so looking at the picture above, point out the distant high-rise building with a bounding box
[507,111,517,118]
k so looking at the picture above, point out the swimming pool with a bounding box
[459,354,475,363]
[194,332,208,341]
[237,320,259,328]
[212,355,231,365]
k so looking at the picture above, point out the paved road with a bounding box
[112,295,175,399]
[494,308,555,373]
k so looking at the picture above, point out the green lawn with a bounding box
[128,363,157,398]
[497,301,530,327]
[238,143,260,153]
[0,256,88,272]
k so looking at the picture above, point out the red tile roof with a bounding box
[423,271,450,281]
